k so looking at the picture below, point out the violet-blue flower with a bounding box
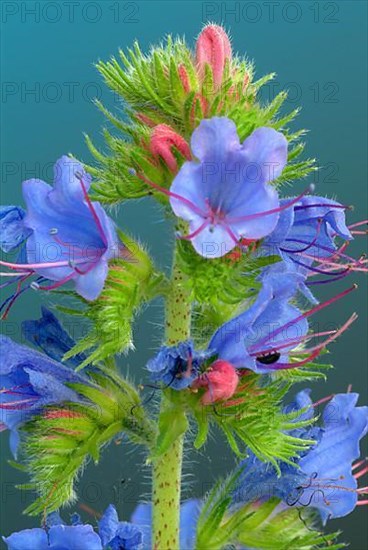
[209,266,357,373]
[259,194,364,293]
[22,306,88,368]
[3,505,143,550]
[208,269,309,373]
[233,390,368,524]
[146,340,213,390]
[169,117,288,258]
[131,499,201,550]
[0,335,88,457]
[0,156,119,301]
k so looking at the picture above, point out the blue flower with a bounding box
[0,206,32,252]
[233,390,368,524]
[98,505,143,550]
[131,499,201,550]
[0,156,119,301]
[146,340,213,390]
[260,194,358,295]
[208,269,309,373]
[169,117,288,258]
[0,335,88,457]
[3,505,143,550]
[22,306,88,368]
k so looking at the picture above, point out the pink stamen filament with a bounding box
[0,258,90,271]
[0,384,34,396]
[32,273,75,292]
[220,220,241,244]
[306,482,363,495]
[137,172,206,217]
[227,186,314,224]
[0,397,37,409]
[1,273,32,320]
[249,285,357,351]
[178,220,210,240]
[357,500,368,506]
[293,256,353,277]
[354,465,368,480]
[289,238,360,265]
[302,252,368,271]
[353,459,367,472]
[75,173,108,247]
[348,220,368,230]
[0,271,33,277]
[312,394,335,408]
[250,330,337,357]
[287,313,357,356]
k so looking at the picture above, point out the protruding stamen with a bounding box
[49,228,58,235]
[348,220,368,230]
[1,273,32,320]
[228,185,314,224]
[75,172,108,247]
[136,172,207,217]
[353,458,367,472]
[354,465,368,480]
[250,330,337,357]
[250,285,357,351]
[291,313,357,356]
[0,272,32,277]
[312,394,335,408]
[32,273,75,292]
[178,220,210,241]
[0,258,89,270]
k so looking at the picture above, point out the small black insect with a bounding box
[256,351,281,365]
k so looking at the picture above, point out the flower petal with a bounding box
[48,525,102,550]
[241,127,288,183]
[0,206,32,252]
[98,504,119,547]
[53,156,92,205]
[3,529,49,550]
[73,259,109,301]
[190,117,240,163]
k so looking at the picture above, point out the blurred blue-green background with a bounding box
[1,1,367,548]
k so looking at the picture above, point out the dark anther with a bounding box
[256,351,281,365]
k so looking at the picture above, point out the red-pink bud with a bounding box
[196,24,232,88]
[192,360,239,405]
[149,124,191,172]
[136,113,156,127]
[44,409,83,420]
[178,64,191,93]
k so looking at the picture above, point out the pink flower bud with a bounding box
[178,64,191,93]
[196,24,232,88]
[136,113,157,127]
[150,124,191,172]
[192,360,239,405]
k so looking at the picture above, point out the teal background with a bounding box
[1,1,367,547]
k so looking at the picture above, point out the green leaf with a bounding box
[17,368,156,516]
[196,475,344,550]
[62,233,167,367]
[151,407,188,460]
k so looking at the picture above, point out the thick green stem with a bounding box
[152,255,191,549]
